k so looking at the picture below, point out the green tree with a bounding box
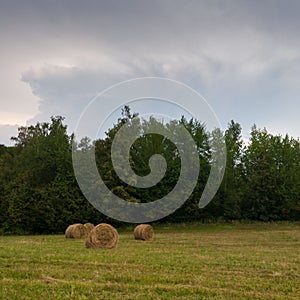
[214,121,244,220]
[3,116,101,233]
[241,126,300,220]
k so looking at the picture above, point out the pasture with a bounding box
[0,223,299,299]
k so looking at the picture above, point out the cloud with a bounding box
[0,124,19,146]
[0,0,299,144]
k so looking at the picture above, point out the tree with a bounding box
[1,108,300,234]
[216,121,244,220]
[3,116,103,233]
[241,126,300,221]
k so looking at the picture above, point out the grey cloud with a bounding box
[21,63,135,132]
[0,0,299,142]
[2,0,299,51]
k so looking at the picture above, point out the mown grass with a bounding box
[0,223,299,299]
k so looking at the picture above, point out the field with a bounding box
[0,223,299,299]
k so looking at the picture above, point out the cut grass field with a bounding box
[0,223,299,299]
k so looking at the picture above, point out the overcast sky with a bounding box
[0,0,299,145]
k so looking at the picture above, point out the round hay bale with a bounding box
[65,224,75,238]
[134,224,154,241]
[84,222,94,234]
[85,223,118,249]
[65,223,87,239]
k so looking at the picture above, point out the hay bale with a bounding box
[65,224,74,238]
[84,222,94,234]
[65,223,87,239]
[134,224,154,241]
[85,223,118,249]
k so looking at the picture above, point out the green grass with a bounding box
[0,223,299,299]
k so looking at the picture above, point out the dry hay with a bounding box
[84,222,94,234]
[65,224,76,238]
[134,224,154,241]
[85,223,118,249]
[65,223,87,239]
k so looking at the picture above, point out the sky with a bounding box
[0,0,299,145]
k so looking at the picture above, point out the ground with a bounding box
[0,222,299,299]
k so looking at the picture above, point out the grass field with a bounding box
[0,223,299,299]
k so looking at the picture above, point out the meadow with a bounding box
[0,223,299,299]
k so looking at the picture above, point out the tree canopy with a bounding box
[0,108,299,234]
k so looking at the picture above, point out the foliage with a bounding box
[0,108,299,234]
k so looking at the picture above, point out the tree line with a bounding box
[0,107,299,234]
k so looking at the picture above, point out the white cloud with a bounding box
[0,60,40,125]
[0,124,19,146]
